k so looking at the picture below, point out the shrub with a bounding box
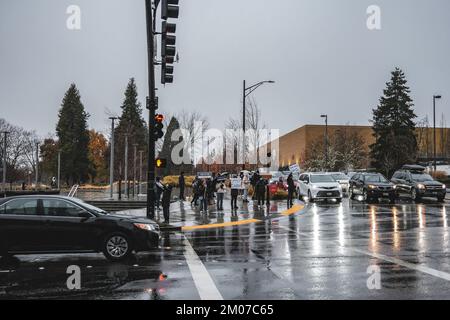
[162,175,195,187]
[432,171,448,182]
[271,189,288,200]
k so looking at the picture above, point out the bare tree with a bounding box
[175,110,209,164]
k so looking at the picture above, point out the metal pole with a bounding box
[57,150,61,190]
[124,134,128,198]
[325,116,328,171]
[434,97,437,172]
[145,0,156,219]
[242,80,246,170]
[35,142,39,191]
[2,132,8,194]
[109,117,117,199]
[133,144,137,198]
[139,150,144,195]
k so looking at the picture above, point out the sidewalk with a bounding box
[116,197,305,231]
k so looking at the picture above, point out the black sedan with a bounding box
[0,195,160,261]
[349,173,397,203]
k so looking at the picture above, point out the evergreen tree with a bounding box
[115,78,148,180]
[370,68,418,177]
[158,116,193,176]
[56,84,90,185]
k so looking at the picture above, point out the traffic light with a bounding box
[154,114,164,141]
[155,158,167,168]
[161,0,179,84]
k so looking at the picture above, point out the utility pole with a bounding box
[35,142,39,191]
[145,0,157,219]
[321,115,328,171]
[1,131,9,195]
[433,95,442,172]
[57,150,61,190]
[124,134,129,198]
[133,144,137,198]
[139,150,144,195]
[109,117,118,199]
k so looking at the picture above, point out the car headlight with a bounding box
[417,184,426,190]
[312,185,319,190]
[393,185,397,190]
[134,223,156,231]
[443,184,447,190]
[368,185,377,189]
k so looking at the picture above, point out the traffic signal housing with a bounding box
[161,1,179,84]
[154,114,164,141]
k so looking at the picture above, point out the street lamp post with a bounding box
[242,80,275,170]
[1,131,9,194]
[124,134,129,198]
[139,150,144,195]
[133,144,137,198]
[433,95,442,172]
[109,117,118,200]
[35,142,39,191]
[321,115,328,171]
[57,150,61,190]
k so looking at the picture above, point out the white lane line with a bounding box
[278,225,450,282]
[183,235,224,300]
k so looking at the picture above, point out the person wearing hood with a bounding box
[162,184,173,224]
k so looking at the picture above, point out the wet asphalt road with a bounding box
[1,197,450,300]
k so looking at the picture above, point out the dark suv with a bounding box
[0,195,160,261]
[391,165,446,202]
[349,172,396,203]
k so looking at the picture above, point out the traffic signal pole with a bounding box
[145,0,157,219]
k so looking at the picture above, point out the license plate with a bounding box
[383,193,389,197]
[327,192,332,196]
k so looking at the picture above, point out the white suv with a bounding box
[297,173,343,202]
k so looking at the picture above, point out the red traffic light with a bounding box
[155,114,164,123]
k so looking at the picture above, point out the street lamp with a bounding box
[433,95,442,172]
[242,80,275,170]
[321,115,328,171]
[1,131,9,195]
[109,117,118,200]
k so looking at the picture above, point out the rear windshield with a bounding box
[332,173,347,180]
[310,175,335,183]
[364,175,388,183]
[411,173,434,182]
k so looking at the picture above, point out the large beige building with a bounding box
[276,124,450,168]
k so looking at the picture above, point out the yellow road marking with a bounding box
[181,204,305,231]
[182,219,260,231]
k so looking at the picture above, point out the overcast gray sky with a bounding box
[1,0,450,138]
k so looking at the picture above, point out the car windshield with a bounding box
[310,175,335,183]
[411,173,434,182]
[364,174,388,183]
[70,198,108,215]
[332,173,347,180]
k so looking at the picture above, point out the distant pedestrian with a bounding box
[230,176,239,210]
[179,172,185,201]
[155,177,165,210]
[162,185,173,224]
[256,177,267,206]
[216,182,226,211]
[287,173,295,208]
[242,173,250,203]
[191,176,200,206]
[250,170,260,200]
[199,180,208,213]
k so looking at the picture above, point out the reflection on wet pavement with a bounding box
[1,198,450,300]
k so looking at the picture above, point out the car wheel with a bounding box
[411,188,417,201]
[308,190,314,203]
[103,233,132,262]
[336,197,342,204]
[437,196,445,203]
[362,189,368,202]
[349,187,354,200]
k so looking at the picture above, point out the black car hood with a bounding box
[417,181,443,186]
[367,183,393,187]
[103,213,156,224]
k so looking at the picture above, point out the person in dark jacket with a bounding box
[250,170,260,200]
[162,185,173,223]
[230,177,239,211]
[199,180,208,213]
[287,173,295,208]
[178,172,185,201]
[256,177,267,206]
[155,177,165,210]
[191,177,200,206]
